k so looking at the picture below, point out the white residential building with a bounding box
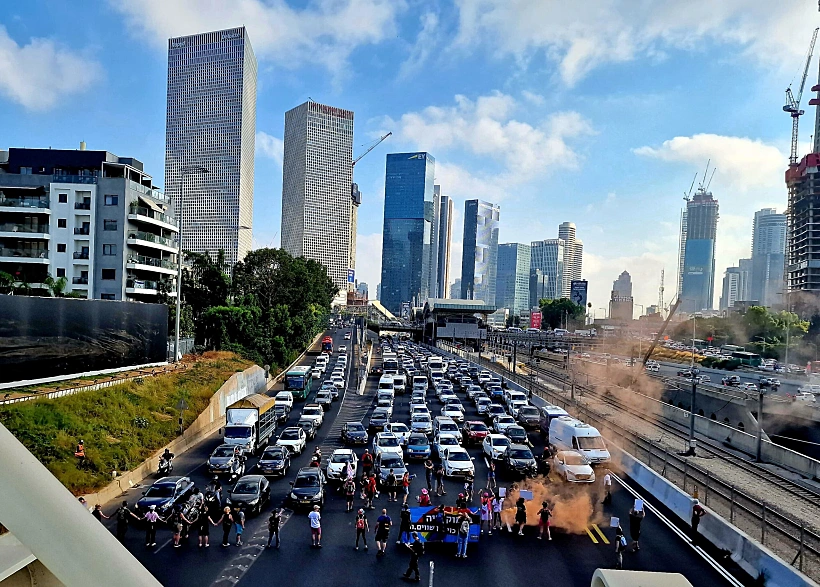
[558,221,583,298]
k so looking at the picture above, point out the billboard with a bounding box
[401,301,411,320]
[407,506,480,543]
[530,311,542,329]
[0,296,168,384]
[570,280,588,308]
[347,269,355,284]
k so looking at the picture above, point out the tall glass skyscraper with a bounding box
[496,243,531,315]
[751,208,786,307]
[680,188,719,313]
[436,191,454,298]
[281,100,355,293]
[460,200,500,304]
[379,152,436,314]
[530,239,564,301]
[165,27,257,266]
[558,222,583,298]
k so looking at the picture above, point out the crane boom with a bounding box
[785,28,818,165]
[352,132,392,167]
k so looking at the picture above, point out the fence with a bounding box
[167,337,195,361]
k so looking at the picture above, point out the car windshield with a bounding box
[378,399,391,406]
[347,423,364,432]
[145,485,175,498]
[508,448,533,459]
[439,437,458,446]
[303,408,321,416]
[280,429,300,440]
[372,410,388,418]
[578,436,607,450]
[563,453,589,466]
[440,423,458,432]
[293,474,320,488]
[379,436,400,447]
[297,420,313,429]
[519,407,539,417]
[489,406,504,413]
[262,448,284,459]
[492,437,511,447]
[276,393,290,400]
[233,480,259,494]
[213,446,235,457]
[381,456,403,468]
[318,392,331,399]
[331,453,354,463]
[470,423,489,432]
[391,424,409,433]
[448,452,470,462]
[508,428,526,436]
[408,435,428,445]
[412,415,430,423]
[498,416,514,423]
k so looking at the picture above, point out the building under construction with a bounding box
[786,153,820,292]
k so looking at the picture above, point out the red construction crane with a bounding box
[784,28,818,165]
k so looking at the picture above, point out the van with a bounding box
[433,416,462,442]
[393,374,407,395]
[315,355,328,371]
[538,405,569,436]
[504,391,527,411]
[378,376,396,396]
[553,328,569,336]
[412,375,428,393]
[549,416,610,464]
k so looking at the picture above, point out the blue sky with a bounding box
[1,0,817,313]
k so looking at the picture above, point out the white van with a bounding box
[413,376,428,393]
[393,374,407,395]
[504,391,527,411]
[315,355,328,372]
[549,416,610,464]
[378,375,396,396]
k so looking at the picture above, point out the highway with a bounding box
[95,329,739,586]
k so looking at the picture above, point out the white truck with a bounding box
[223,394,278,455]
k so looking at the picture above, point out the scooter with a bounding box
[158,457,173,476]
[227,457,246,484]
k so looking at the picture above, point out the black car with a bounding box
[504,425,530,446]
[341,421,369,445]
[502,444,538,478]
[316,391,333,411]
[368,407,390,432]
[273,404,290,425]
[516,406,541,429]
[227,475,271,515]
[288,467,325,509]
[135,476,195,519]
[297,417,318,440]
[256,445,290,477]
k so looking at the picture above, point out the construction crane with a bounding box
[352,132,392,167]
[784,28,818,165]
[643,296,682,366]
[350,132,392,206]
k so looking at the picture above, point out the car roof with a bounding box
[437,433,458,440]
[332,448,355,455]
[237,475,265,482]
[486,433,507,440]
[377,432,397,439]
[282,426,302,432]
[508,443,531,450]
[466,420,484,425]
[346,421,364,426]
[154,476,186,486]
[556,450,585,458]
[296,466,322,475]
[445,446,468,455]
[304,403,321,408]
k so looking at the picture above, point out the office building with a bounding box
[558,222,583,298]
[165,27,257,267]
[612,270,632,298]
[680,188,719,313]
[450,278,462,300]
[496,243,531,316]
[738,258,753,302]
[0,146,177,301]
[460,200,500,303]
[376,283,381,301]
[379,152,436,314]
[436,190,454,298]
[750,208,786,307]
[529,268,547,309]
[281,100,355,292]
[609,270,633,321]
[719,266,742,310]
[530,239,564,301]
[356,281,368,299]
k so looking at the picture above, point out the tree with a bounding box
[538,298,585,330]
[43,275,68,297]
[180,250,231,343]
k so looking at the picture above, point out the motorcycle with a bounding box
[204,489,221,516]
[228,457,246,484]
[158,457,173,476]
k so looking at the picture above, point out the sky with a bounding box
[1,0,818,315]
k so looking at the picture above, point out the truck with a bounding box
[224,394,278,455]
[321,336,333,354]
[382,352,399,376]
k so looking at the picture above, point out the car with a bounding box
[553,450,596,483]
[312,368,322,379]
[493,415,517,434]
[482,434,511,461]
[316,391,333,411]
[759,377,781,389]
[386,422,411,445]
[410,413,433,435]
[516,405,540,429]
[297,417,318,440]
[301,404,325,427]
[326,448,357,481]
[434,417,463,442]
[509,400,528,418]
[256,445,290,477]
[433,433,461,459]
[274,391,294,410]
[227,475,271,515]
[442,447,476,477]
[344,332,352,340]
[462,420,490,446]
[276,427,307,455]
[273,404,290,425]
[331,376,346,391]
[135,476,195,519]
[405,433,432,460]
[341,421,369,445]
[466,385,485,401]
[504,425,530,446]
[207,444,241,474]
[440,404,464,423]
[795,391,818,402]
[501,444,538,477]
[740,382,758,392]
[677,369,692,377]
[288,467,326,508]
[376,397,394,418]
[373,432,404,458]
[339,344,348,353]
[476,397,492,415]
[439,391,458,405]
[374,453,407,489]
[409,396,427,408]
[722,375,741,386]
[485,404,507,423]
[369,407,391,432]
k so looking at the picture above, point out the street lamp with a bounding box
[174,166,209,363]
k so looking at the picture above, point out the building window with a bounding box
[103,220,117,231]
[101,269,115,280]
[56,268,65,278]
[101,293,116,300]
[58,194,68,203]
[103,244,116,256]
[58,218,67,228]
[105,195,118,206]
[57,243,66,252]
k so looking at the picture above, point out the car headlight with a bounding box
[290,492,298,500]
[566,471,576,480]
[248,498,259,505]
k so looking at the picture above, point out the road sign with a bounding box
[176,399,188,411]
[530,311,542,329]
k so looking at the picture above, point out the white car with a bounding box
[344,332,352,340]
[440,404,464,423]
[409,396,427,408]
[509,401,528,418]
[493,415,517,433]
[339,345,348,353]
[476,398,492,414]
[326,448,357,480]
[435,418,463,442]
[331,375,346,390]
[442,447,475,477]
[482,434,511,461]
[311,368,322,379]
[553,450,596,483]
[440,392,458,404]
[376,398,394,418]
[276,427,306,455]
[386,423,411,445]
[274,391,294,410]
[373,432,404,458]
[433,433,460,459]
[301,404,324,428]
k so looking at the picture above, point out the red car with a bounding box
[463,420,490,446]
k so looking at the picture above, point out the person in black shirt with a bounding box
[114,501,138,542]
[398,503,412,544]
[402,532,424,582]
[267,508,282,549]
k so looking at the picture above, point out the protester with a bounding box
[434,463,446,496]
[614,525,627,569]
[492,492,504,531]
[142,505,163,547]
[486,460,496,490]
[602,470,613,505]
[479,494,492,534]
[398,503,412,544]
[464,471,475,502]
[424,459,434,491]
[537,501,553,540]
[308,505,322,547]
[170,506,192,548]
[403,532,424,582]
[629,500,645,551]
[233,506,245,547]
[691,499,706,543]
[375,508,392,556]
[267,508,281,549]
[401,471,412,505]
[456,493,467,509]
[355,508,369,551]
[456,512,471,558]
[514,497,527,536]
[216,507,233,547]
[386,469,398,502]
[417,488,431,506]
[344,476,357,512]
[92,504,109,522]
[361,450,374,481]
[365,474,377,510]
[114,501,138,542]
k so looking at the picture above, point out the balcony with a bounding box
[74,227,90,235]
[53,174,97,185]
[0,223,49,239]
[73,251,89,260]
[129,181,171,204]
[125,276,172,296]
[74,202,91,210]
[127,204,178,231]
[0,197,50,212]
[127,231,177,253]
[126,254,177,275]
[0,248,48,263]
[72,276,89,285]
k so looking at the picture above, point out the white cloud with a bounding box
[522,90,545,106]
[0,26,100,110]
[256,131,284,165]
[398,11,440,79]
[111,0,404,75]
[452,0,816,86]
[355,232,383,291]
[583,251,671,318]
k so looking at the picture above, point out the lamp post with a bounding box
[174,166,209,363]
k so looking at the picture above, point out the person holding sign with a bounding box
[629,499,645,551]
[514,497,527,536]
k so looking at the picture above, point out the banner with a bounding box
[570,280,588,308]
[407,506,480,543]
[530,311,542,329]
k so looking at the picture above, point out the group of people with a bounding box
[612,499,646,569]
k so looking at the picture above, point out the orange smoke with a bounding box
[496,477,604,534]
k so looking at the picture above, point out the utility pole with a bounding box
[756,389,765,462]
[685,317,698,456]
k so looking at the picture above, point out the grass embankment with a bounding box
[0,351,251,494]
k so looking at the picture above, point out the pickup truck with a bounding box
[224,394,278,455]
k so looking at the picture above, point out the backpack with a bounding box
[356,516,365,529]
[619,535,627,548]
[460,519,470,535]
[117,507,129,522]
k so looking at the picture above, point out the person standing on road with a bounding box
[401,471,411,505]
[92,504,109,522]
[434,463,446,496]
[308,505,322,548]
[614,525,627,569]
[361,450,374,481]
[602,470,612,505]
[402,532,424,582]
[424,459,434,491]
[486,460,496,490]
[355,508,369,551]
[197,503,214,548]
[142,505,163,547]
[629,500,645,551]
[398,503,412,544]
[233,506,245,547]
[464,471,475,502]
[215,506,233,547]
[170,506,192,548]
[375,508,392,556]
[492,492,503,531]
[114,501,138,542]
[537,501,552,540]
[691,499,706,543]
[344,476,357,512]
[479,495,492,534]
[267,508,281,549]
[514,497,527,536]
[385,469,398,502]
[365,474,377,510]
[455,513,470,558]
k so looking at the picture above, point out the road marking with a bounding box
[585,527,599,543]
[591,524,609,544]
[153,537,172,553]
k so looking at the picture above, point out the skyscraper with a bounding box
[428,185,441,299]
[610,270,633,321]
[719,266,742,310]
[450,278,462,299]
[496,243,531,315]
[738,258,753,302]
[436,191,454,298]
[751,208,786,307]
[460,200,500,303]
[558,222,583,298]
[281,100,355,292]
[612,270,632,298]
[530,268,547,309]
[165,27,257,267]
[379,152,436,314]
[680,188,719,313]
[530,239,564,301]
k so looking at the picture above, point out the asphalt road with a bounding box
[98,331,736,587]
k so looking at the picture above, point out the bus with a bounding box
[321,336,333,354]
[285,365,312,399]
[731,351,761,367]
[721,344,745,356]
